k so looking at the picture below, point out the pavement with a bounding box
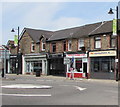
[1,74,118,84]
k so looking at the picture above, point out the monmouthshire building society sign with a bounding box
[89,50,116,57]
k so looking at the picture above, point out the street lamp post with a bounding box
[108,6,120,81]
[11,26,20,75]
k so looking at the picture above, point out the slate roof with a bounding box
[21,20,120,42]
[47,27,81,41]
[48,21,103,41]
[88,19,120,36]
[73,22,102,38]
[21,28,54,43]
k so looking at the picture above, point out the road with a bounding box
[1,74,118,106]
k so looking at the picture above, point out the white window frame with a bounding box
[31,42,35,52]
[78,39,84,50]
[42,41,45,51]
[95,37,101,49]
[68,40,72,51]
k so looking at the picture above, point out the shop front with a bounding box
[22,53,47,75]
[10,54,22,74]
[89,50,116,79]
[65,53,88,78]
[47,53,65,76]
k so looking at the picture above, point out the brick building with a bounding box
[8,20,120,80]
[20,28,53,75]
[88,20,120,79]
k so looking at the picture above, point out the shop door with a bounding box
[83,63,87,78]
[10,58,17,74]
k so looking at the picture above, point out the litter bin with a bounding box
[36,69,41,77]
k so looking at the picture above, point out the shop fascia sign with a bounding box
[66,54,87,58]
[89,50,116,57]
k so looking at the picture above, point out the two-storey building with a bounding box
[9,20,119,80]
[88,20,120,79]
[20,28,53,75]
[46,22,102,78]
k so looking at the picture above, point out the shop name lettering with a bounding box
[67,54,85,56]
[90,52,115,55]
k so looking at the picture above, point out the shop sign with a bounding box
[113,19,117,36]
[66,54,87,58]
[89,51,116,57]
[64,58,70,64]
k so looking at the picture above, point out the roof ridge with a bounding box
[25,27,53,32]
[88,21,107,35]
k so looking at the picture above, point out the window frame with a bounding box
[52,43,56,53]
[41,41,46,51]
[110,35,116,48]
[31,42,35,52]
[63,41,66,51]
[78,39,84,50]
[68,40,72,51]
[94,37,101,49]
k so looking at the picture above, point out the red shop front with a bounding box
[65,53,88,78]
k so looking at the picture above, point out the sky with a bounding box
[1,0,120,45]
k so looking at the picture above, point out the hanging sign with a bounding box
[113,19,117,36]
[14,35,18,46]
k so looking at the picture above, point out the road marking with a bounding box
[59,85,86,91]
[1,84,52,89]
[74,86,86,91]
[0,93,51,97]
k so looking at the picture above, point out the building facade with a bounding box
[7,20,120,80]
[19,28,53,75]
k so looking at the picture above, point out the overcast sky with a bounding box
[1,0,120,45]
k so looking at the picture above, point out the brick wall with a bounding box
[20,32,34,54]
[72,39,78,52]
[101,34,110,49]
[89,34,115,50]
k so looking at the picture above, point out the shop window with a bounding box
[52,43,56,53]
[68,40,72,51]
[75,59,82,72]
[78,39,84,50]
[63,41,66,51]
[95,37,101,49]
[31,42,35,52]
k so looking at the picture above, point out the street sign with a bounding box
[64,58,70,64]
[0,50,10,59]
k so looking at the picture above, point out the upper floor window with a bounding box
[95,37,101,49]
[52,43,56,52]
[68,40,72,51]
[42,41,45,51]
[63,41,66,51]
[31,42,35,52]
[110,35,116,48]
[78,39,84,50]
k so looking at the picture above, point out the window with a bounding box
[63,41,66,51]
[31,42,35,52]
[75,59,82,72]
[110,36,116,48]
[95,37,101,49]
[42,41,45,51]
[68,40,72,51]
[78,39,84,50]
[52,43,56,52]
